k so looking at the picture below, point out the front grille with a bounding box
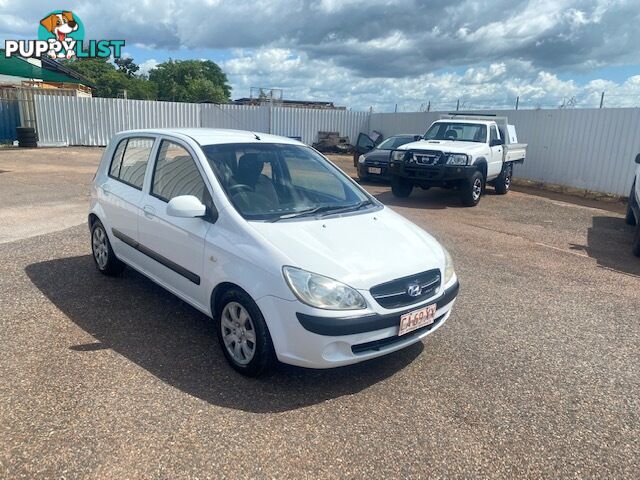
[407,150,444,166]
[351,313,446,354]
[370,269,441,309]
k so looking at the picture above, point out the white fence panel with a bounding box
[201,104,269,133]
[370,109,640,195]
[270,107,370,145]
[34,96,200,146]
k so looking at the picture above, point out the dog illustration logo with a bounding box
[38,10,84,59]
[4,10,123,60]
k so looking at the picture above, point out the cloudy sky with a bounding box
[2,0,640,111]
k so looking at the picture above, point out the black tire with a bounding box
[18,142,38,148]
[391,176,413,198]
[461,170,485,207]
[215,288,275,377]
[626,184,637,226]
[494,163,513,195]
[90,220,125,275]
[633,224,640,257]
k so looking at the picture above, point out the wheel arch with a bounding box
[210,281,252,318]
[473,157,488,180]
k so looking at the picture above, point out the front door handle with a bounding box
[143,205,156,218]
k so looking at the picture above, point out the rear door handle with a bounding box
[143,205,156,218]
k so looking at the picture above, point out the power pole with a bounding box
[394,103,398,113]
[427,101,431,112]
[456,99,460,111]
[599,91,605,109]
[515,96,519,110]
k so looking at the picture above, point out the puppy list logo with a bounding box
[4,10,124,59]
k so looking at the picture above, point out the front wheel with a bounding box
[494,163,513,194]
[215,289,275,377]
[461,170,484,207]
[391,177,413,198]
[91,220,125,275]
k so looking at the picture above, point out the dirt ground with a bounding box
[0,147,638,478]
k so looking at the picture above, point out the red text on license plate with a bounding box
[398,304,437,336]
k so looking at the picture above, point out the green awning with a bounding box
[0,53,85,84]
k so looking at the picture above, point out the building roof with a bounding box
[0,51,91,85]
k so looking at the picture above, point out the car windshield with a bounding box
[202,143,374,221]
[376,136,418,150]
[424,122,487,143]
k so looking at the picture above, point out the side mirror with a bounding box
[166,195,206,218]
[636,153,640,164]
[490,138,504,147]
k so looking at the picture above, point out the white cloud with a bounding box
[138,59,159,76]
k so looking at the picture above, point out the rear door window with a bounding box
[108,137,154,190]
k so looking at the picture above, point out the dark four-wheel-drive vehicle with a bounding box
[354,133,422,182]
[387,114,527,206]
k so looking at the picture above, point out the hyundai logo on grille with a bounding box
[407,284,422,297]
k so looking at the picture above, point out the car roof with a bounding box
[117,128,305,146]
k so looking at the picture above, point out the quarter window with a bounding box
[152,140,207,203]
[109,137,154,189]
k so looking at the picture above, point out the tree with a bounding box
[114,57,140,77]
[149,59,231,103]
[62,57,155,100]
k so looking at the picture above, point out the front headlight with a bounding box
[283,266,367,310]
[445,154,469,166]
[443,248,456,285]
[358,154,366,164]
[391,150,406,161]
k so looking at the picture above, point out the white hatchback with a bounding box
[89,129,459,376]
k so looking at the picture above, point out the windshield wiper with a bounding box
[268,200,374,222]
[317,199,374,217]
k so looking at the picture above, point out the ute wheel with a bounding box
[461,170,484,207]
[633,224,640,257]
[391,176,413,198]
[91,220,125,275]
[626,184,637,226]
[215,288,275,377]
[494,163,513,194]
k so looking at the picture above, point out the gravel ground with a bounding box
[0,147,638,479]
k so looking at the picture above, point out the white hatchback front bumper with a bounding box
[256,281,459,369]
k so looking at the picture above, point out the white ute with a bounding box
[89,128,459,376]
[387,114,527,206]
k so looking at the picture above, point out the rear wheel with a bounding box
[391,176,413,198]
[461,170,484,207]
[494,163,513,194]
[91,220,125,275]
[215,289,275,377]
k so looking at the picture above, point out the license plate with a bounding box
[398,304,437,336]
[368,167,382,174]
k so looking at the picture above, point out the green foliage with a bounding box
[114,57,140,77]
[149,60,231,103]
[62,57,231,103]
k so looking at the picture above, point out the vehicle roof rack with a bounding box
[439,113,509,127]
[446,112,496,116]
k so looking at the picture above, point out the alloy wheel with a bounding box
[92,226,109,269]
[221,302,257,365]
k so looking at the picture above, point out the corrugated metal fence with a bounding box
[370,109,640,195]
[35,96,369,147]
[32,95,640,195]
